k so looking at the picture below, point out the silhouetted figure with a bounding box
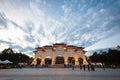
[102,64,105,71]
[72,64,74,70]
[87,65,90,71]
[83,65,86,71]
[68,64,70,68]
[72,59,75,70]
[91,65,95,71]
[64,64,68,68]
[79,64,82,70]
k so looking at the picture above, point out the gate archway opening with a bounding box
[68,57,75,64]
[78,57,83,65]
[45,58,52,65]
[36,58,41,65]
[68,57,75,67]
[45,56,52,65]
[55,56,64,64]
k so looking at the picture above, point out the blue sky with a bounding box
[0,0,120,57]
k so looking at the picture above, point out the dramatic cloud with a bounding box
[0,0,120,57]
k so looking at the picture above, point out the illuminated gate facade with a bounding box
[32,43,87,66]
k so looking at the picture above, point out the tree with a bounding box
[89,52,102,62]
[0,48,30,64]
[89,49,120,66]
[2,48,14,54]
[107,49,120,65]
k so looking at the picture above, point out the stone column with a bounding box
[41,58,45,65]
[83,57,88,65]
[31,58,37,65]
[32,51,38,65]
[75,57,79,66]
[52,58,55,65]
[64,57,68,65]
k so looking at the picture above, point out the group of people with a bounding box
[72,64,95,71]
[82,64,95,71]
[71,59,95,71]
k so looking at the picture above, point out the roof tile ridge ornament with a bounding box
[35,47,45,52]
[43,45,52,48]
[53,43,66,45]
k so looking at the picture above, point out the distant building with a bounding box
[117,45,120,51]
[32,43,87,66]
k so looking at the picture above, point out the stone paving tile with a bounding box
[0,68,120,80]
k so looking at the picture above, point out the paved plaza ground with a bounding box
[0,68,120,80]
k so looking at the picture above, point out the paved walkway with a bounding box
[0,68,120,80]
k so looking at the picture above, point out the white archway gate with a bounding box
[33,43,87,66]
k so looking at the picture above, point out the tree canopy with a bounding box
[89,49,120,65]
[0,48,30,64]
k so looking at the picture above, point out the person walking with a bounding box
[79,64,82,70]
[102,63,105,71]
[72,64,74,70]
[87,65,90,71]
[83,65,86,71]
[72,59,75,70]
[91,64,95,71]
